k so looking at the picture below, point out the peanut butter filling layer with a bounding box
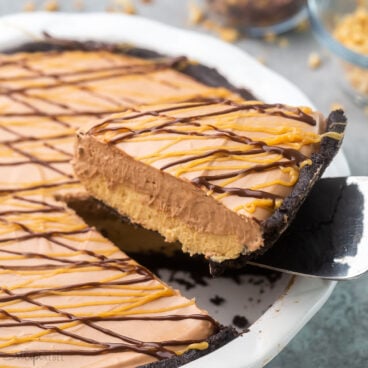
[75,100,341,261]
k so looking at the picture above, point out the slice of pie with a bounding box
[74,100,346,270]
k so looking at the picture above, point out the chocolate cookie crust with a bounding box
[140,326,238,368]
[209,109,347,274]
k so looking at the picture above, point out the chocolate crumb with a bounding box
[173,277,195,290]
[169,271,195,290]
[252,279,265,286]
[100,228,109,238]
[229,273,242,285]
[232,315,249,329]
[210,295,225,306]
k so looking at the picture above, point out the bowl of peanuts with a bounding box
[206,0,308,37]
[308,0,368,106]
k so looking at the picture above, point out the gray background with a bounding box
[0,1,367,367]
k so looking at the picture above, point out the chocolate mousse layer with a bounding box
[74,100,346,264]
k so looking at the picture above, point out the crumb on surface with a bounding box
[218,26,239,42]
[23,0,36,12]
[188,0,205,25]
[117,0,137,14]
[342,61,368,95]
[210,295,226,306]
[308,52,322,69]
[201,19,217,31]
[122,0,137,14]
[256,55,267,65]
[190,11,239,43]
[296,19,310,32]
[278,37,289,48]
[73,0,85,10]
[107,0,137,14]
[43,0,59,11]
[263,32,276,43]
[331,102,344,111]
[141,0,152,3]
[232,315,249,329]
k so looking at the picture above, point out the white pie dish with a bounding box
[0,12,350,368]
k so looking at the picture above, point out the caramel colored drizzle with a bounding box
[90,100,328,215]
[0,59,184,95]
[0,49,229,363]
[0,192,217,360]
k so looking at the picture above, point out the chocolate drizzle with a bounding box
[0,44,230,195]
[191,162,295,200]
[103,102,317,144]
[0,43,232,363]
[91,99,316,203]
[0,194,219,360]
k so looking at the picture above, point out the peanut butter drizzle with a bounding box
[89,100,333,215]
[0,48,228,362]
[0,192,217,360]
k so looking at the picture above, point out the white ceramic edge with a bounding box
[188,278,336,368]
[0,12,350,368]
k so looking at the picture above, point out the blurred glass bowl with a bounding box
[308,0,368,106]
[207,0,307,37]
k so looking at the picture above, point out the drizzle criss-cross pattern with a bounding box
[0,48,237,366]
[0,191,214,360]
[0,49,234,194]
[88,99,339,220]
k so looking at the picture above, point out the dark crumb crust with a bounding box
[4,36,255,101]
[139,326,238,368]
[2,38,244,367]
[209,109,348,275]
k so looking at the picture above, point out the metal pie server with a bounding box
[248,177,368,280]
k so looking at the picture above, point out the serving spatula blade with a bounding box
[249,177,368,280]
